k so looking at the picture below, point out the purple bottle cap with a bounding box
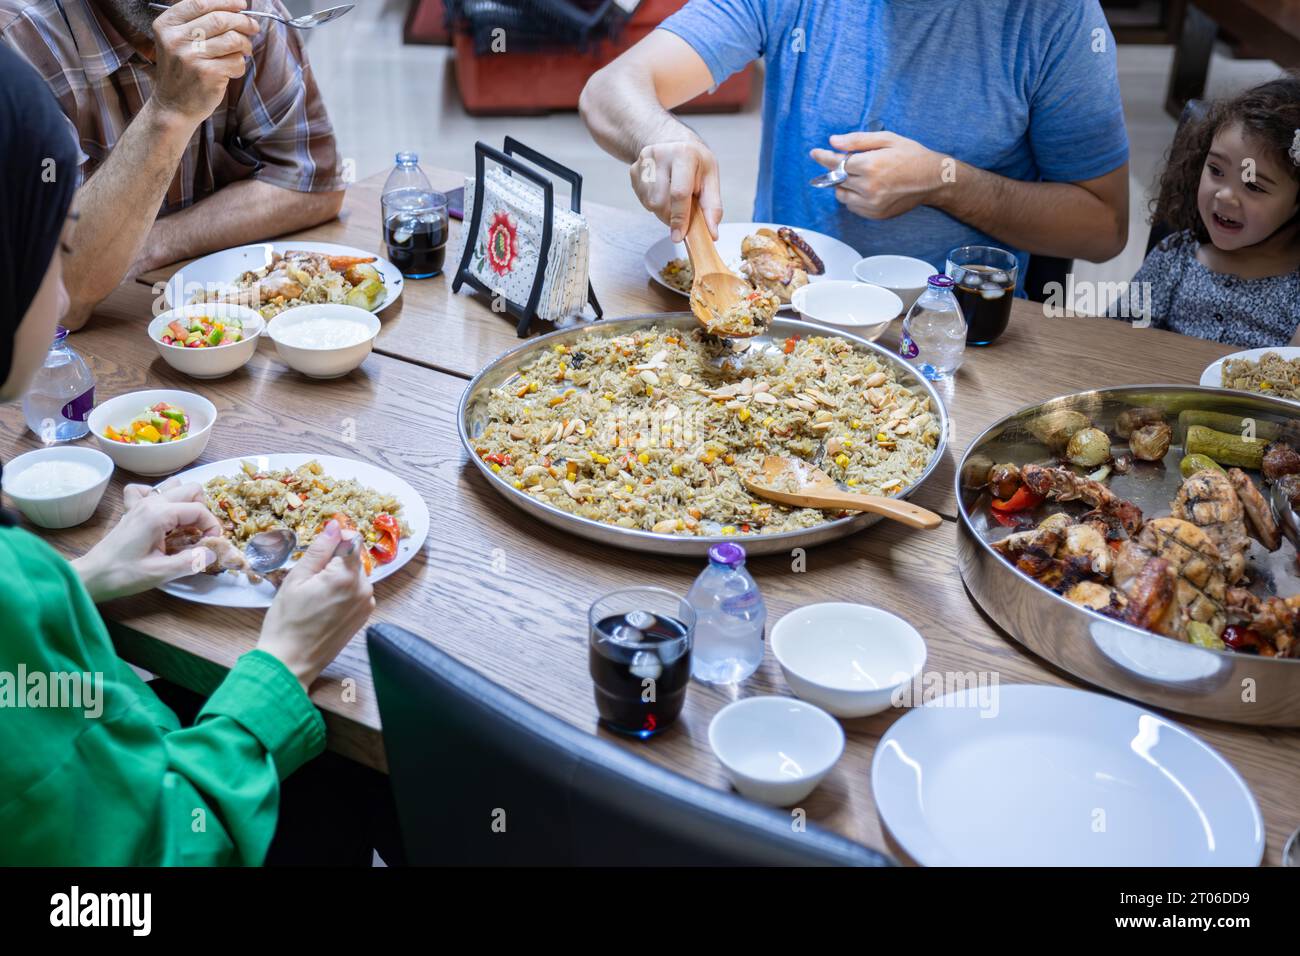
[52,326,69,345]
[927,274,955,289]
[708,542,746,567]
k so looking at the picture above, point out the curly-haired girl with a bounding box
[1109,76,1300,345]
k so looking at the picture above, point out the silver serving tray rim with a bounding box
[458,312,949,556]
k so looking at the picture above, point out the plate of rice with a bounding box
[459,314,947,555]
[164,241,403,319]
[158,454,429,608]
[1201,347,1300,403]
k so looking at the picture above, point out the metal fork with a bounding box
[147,2,355,29]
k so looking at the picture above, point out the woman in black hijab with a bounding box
[0,45,381,866]
[0,43,79,408]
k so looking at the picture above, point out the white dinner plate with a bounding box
[1199,346,1300,401]
[157,453,429,609]
[642,222,863,307]
[871,685,1263,867]
[163,241,403,315]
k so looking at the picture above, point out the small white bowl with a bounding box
[267,304,380,379]
[87,389,215,477]
[852,255,935,312]
[148,304,264,380]
[1,446,114,529]
[708,696,845,807]
[790,280,903,341]
[771,603,927,718]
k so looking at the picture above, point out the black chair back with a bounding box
[367,622,893,867]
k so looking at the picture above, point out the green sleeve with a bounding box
[0,527,326,865]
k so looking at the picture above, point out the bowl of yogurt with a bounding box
[1,446,114,529]
[267,304,381,379]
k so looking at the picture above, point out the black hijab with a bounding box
[0,44,79,385]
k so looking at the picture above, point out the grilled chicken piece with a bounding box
[1132,517,1228,637]
[1064,580,1127,615]
[1019,463,1143,535]
[1120,557,1174,631]
[1244,596,1300,657]
[163,528,260,582]
[1061,521,1113,576]
[1172,469,1251,584]
[1227,467,1281,551]
[1262,441,1300,482]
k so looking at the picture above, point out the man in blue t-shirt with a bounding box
[579,0,1131,282]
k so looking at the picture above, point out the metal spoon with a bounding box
[1269,481,1300,551]
[243,526,361,575]
[1285,825,1300,867]
[809,156,848,189]
[148,2,355,29]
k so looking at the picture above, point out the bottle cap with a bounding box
[708,542,746,567]
[927,274,955,289]
[395,151,419,165]
[52,326,69,345]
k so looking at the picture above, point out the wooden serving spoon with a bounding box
[682,204,757,337]
[743,455,942,530]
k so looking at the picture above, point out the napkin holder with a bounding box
[452,138,603,337]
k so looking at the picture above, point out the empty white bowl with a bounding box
[852,255,935,312]
[790,280,903,341]
[708,696,845,807]
[771,603,927,718]
[267,304,380,379]
[1,446,114,528]
[148,303,264,379]
[87,389,215,477]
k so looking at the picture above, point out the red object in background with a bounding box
[405,0,755,114]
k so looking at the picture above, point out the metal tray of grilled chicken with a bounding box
[957,385,1300,726]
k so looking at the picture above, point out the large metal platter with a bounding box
[459,313,948,556]
[956,385,1300,726]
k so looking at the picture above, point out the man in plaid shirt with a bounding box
[1,0,346,328]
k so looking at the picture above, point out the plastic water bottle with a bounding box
[22,327,94,443]
[686,543,766,684]
[899,274,966,381]
[381,152,449,279]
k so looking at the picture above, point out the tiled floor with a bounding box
[300,2,1284,285]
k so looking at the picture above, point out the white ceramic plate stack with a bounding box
[157,453,429,608]
[163,241,404,315]
[871,685,1264,866]
[642,222,863,307]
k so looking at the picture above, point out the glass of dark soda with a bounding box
[382,191,448,279]
[588,587,695,738]
[945,245,1017,346]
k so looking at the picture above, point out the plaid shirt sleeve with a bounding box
[235,0,344,193]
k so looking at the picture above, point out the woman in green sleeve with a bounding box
[0,45,377,866]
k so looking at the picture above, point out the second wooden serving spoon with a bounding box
[682,204,758,337]
[744,455,942,530]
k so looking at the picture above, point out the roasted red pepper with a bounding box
[782,335,800,355]
[483,452,511,466]
[1221,625,1263,653]
[370,513,401,565]
[990,487,1044,513]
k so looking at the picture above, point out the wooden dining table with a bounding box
[7,166,1296,866]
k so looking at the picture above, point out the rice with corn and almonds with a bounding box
[474,327,939,537]
[204,459,411,549]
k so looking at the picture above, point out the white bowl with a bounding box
[771,603,927,718]
[852,255,936,312]
[267,305,380,379]
[790,280,903,341]
[87,389,215,477]
[1,446,114,528]
[148,304,264,379]
[708,696,845,806]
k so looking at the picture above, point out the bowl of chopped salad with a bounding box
[88,390,216,476]
[148,303,263,379]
